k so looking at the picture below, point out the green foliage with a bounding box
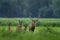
[0,18,60,27]
[0,27,60,40]
[23,20,31,27]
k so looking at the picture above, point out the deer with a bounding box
[28,19,38,32]
[16,20,23,31]
[8,23,12,32]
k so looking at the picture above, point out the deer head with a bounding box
[16,20,23,31]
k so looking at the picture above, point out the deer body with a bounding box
[16,20,23,31]
[16,24,22,31]
[28,20,37,32]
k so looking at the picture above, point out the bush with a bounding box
[0,19,60,27]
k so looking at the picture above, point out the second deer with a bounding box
[28,19,38,32]
[16,20,23,31]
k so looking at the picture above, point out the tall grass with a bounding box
[0,27,60,40]
[0,18,60,40]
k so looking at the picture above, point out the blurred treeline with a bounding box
[0,0,60,18]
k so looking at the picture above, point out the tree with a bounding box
[52,0,60,18]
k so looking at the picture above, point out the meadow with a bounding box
[0,18,60,40]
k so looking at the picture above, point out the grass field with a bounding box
[0,18,60,40]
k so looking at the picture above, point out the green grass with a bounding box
[0,18,60,40]
[0,18,60,26]
[0,26,60,40]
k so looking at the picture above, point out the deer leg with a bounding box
[31,27,35,32]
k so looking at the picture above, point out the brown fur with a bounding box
[16,20,23,31]
[28,20,37,32]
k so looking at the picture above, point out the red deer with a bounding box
[16,20,23,31]
[28,19,38,32]
[8,23,12,32]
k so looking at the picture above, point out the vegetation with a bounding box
[0,18,60,27]
[0,26,60,40]
[0,18,60,40]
